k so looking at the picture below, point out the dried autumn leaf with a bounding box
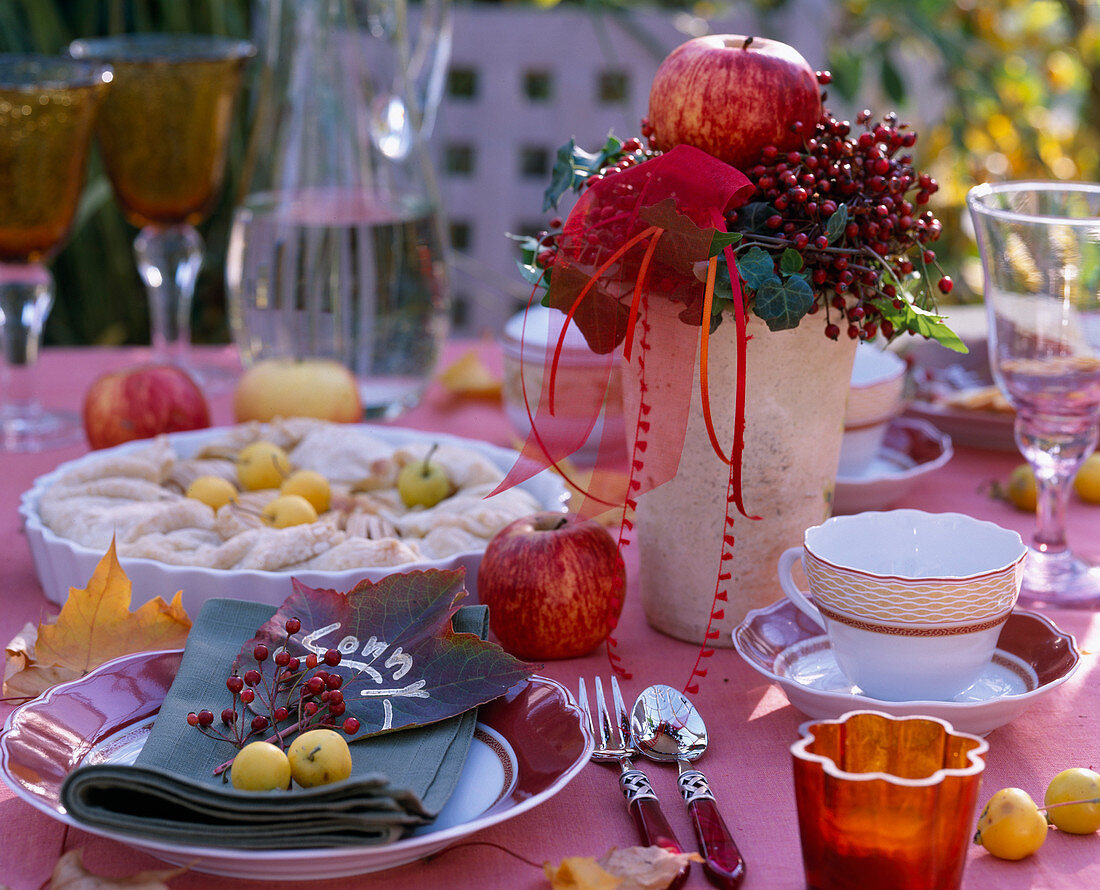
[543,856,620,890]
[243,570,535,735]
[3,621,75,698]
[437,349,502,399]
[544,846,702,890]
[49,848,185,889]
[3,541,191,698]
[598,847,702,889]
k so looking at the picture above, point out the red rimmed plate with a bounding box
[834,417,953,514]
[0,649,592,880]
[732,599,1079,736]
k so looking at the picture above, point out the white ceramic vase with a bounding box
[622,308,858,645]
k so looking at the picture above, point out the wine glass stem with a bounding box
[0,263,53,415]
[1018,417,1098,555]
[1033,470,1072,554]
[134,223,204,363]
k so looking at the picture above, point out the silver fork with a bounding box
[578,676,690,879]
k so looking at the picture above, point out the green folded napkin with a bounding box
[61,597,486,848]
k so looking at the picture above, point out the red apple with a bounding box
[478,512,625,660]
[83,363,211,449]
[647,34,823,171]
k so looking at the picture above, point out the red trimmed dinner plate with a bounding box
[733,599,1079,735]
[0,649,593,879]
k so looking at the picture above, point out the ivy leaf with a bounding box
[736,201,777,233]
[779,247,804,274]
[737,246,777,291]
[709,230,742,255]
[872,295,968,353]
[244,570,535,737]
[4,541,191,699]
[825,204,849,244]
[753,274,815,331]
[543,134,623,211]
[544,139,585,211]
[516,258,547,288]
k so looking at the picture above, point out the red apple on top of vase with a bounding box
[477,512,625,660]
[646,34,823,171]
[83,363,211,449]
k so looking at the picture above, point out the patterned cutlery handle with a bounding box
[620,766,690,889]
[679,768,746,888]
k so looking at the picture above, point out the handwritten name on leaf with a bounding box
[242,570,536,736]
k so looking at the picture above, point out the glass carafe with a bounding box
[227,0,452,419]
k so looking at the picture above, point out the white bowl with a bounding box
[499,306,624,465]
[834,418,953,513]
[840,345,908,475]
[20,425,569,615]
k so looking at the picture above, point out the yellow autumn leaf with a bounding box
[544,856,620,890]
[544,847,702,890]
[3,541,191,698]
[437,349,502,399]
[48,848,186,889]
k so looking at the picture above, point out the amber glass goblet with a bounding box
[69,34,253,392]
[0,55,111,451]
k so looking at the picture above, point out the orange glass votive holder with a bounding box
[790,710,988,890]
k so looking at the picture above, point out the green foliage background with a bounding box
[818,0,1100,301]
[0,0,253,347]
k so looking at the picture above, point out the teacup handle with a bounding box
[777,547,827,631]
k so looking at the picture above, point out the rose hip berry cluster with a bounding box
[729,93,951,342]
[186,616,361,755]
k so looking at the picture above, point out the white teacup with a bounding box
[777,510,1027,702]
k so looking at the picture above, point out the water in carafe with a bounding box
[227,0,452,419]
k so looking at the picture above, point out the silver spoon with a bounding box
[632,684,746,889]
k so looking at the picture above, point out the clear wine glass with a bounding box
[69,34,253,393]
[0,55,112,451]
[968,181,1100,607]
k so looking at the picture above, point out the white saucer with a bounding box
[834,417,952,513]
[732,598,1080,736]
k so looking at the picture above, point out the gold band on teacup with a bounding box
[815,601,1011,637]
[803,550,1023,624]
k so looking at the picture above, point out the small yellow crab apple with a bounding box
[230,741,291,791]
[287,729,353,788]
[974,787,1048,860]
[237,440,291,490]
[261,494,318,528]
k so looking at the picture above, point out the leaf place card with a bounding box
[238,570,535,736]
[60,569,536,848]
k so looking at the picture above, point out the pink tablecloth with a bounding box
[2,344,1099,890]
